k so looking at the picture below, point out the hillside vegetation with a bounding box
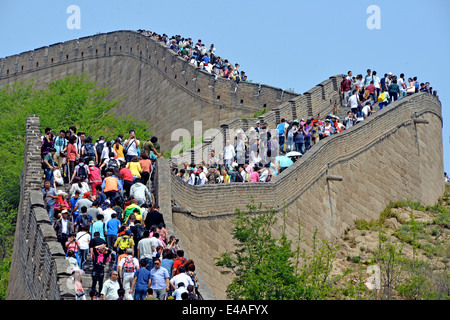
[330,183,450,300]
[216,184,450,300]
[0,74,150,299]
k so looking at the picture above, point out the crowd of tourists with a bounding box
[38,62,439,300]
[137,29,247,86]
[40,128,201,300]
[175,69,438,185]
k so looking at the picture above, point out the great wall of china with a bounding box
[2,31,444,300]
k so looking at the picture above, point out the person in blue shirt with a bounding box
[70,190,81,220]
[106,213,121,260]
[74,206,94,232]
[202,54,210,64]
[131,259,152,300]
[90,213,107,241]
[276,119,288,154]
[95,185,107,209]
[149,258,171,300]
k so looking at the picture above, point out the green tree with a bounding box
[214,202,298,300]
[372,228,405,300]
[0,73,151,298]
[215,202,340,300]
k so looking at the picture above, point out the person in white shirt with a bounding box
[348,90,362,116]
[124,130,140,163]
[117,248,140,300]
[259,165,269,182]
[76,229,91,270]
[235,136,246,165]
[149,232,164,258]
[362,101,376,119]
[101,271,120,300]
[170,266,194,290]
[187,167,196,185]
[102,201,116,224]
[54,167,64,186]
[223,140,235,169]
[172,282,188,300]
[197,167,206,185]
[398,73,406,98]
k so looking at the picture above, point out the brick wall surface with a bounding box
[163,93,444,299]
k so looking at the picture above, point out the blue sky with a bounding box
[1,0,449,173]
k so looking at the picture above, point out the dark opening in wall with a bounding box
[6,70,9,74]
[217,95,220,100]
[66,55,69,60]
[120,46,122,52]
[81,52,84,58]
[197,88,201,93]
[36,62,38,68]
[51,58,54,64]
[130,47,132,53]
[263,104,267,108]
[109,47,111,54]
[240,99,244,104]
[174,74,177,79]
[96,49,98,55]
[186,81,188,86]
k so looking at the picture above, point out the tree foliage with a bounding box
[0,73,151,298]
[215,202,339,300]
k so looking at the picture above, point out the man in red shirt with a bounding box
[171,250,186,278]
[120,162,134,198]
[340,74,352,106]
[365,81,377,103]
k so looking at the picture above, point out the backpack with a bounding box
[175,257,186,274]
[194,174,200,185]
[149,151,157,160]
[80,214,91,230]
[77,165,88,180]
[378,92,385,102]
[108,158,118,169]
[122,256,136,273]
[84,143,95,157]
[277,123,285,136]
[134,224,146,242]
[117,236,132,251]
[95,142,105,158]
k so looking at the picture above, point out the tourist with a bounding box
[53,209,73,253]
[42,180,58,224]
[117,248,140,300]
[149,258,170,300]
[130,259,152,300]
[100,270,120,300]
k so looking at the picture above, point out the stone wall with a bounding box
[0,30,299,150]
[163,93,444,299]
[6,115,74,300]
